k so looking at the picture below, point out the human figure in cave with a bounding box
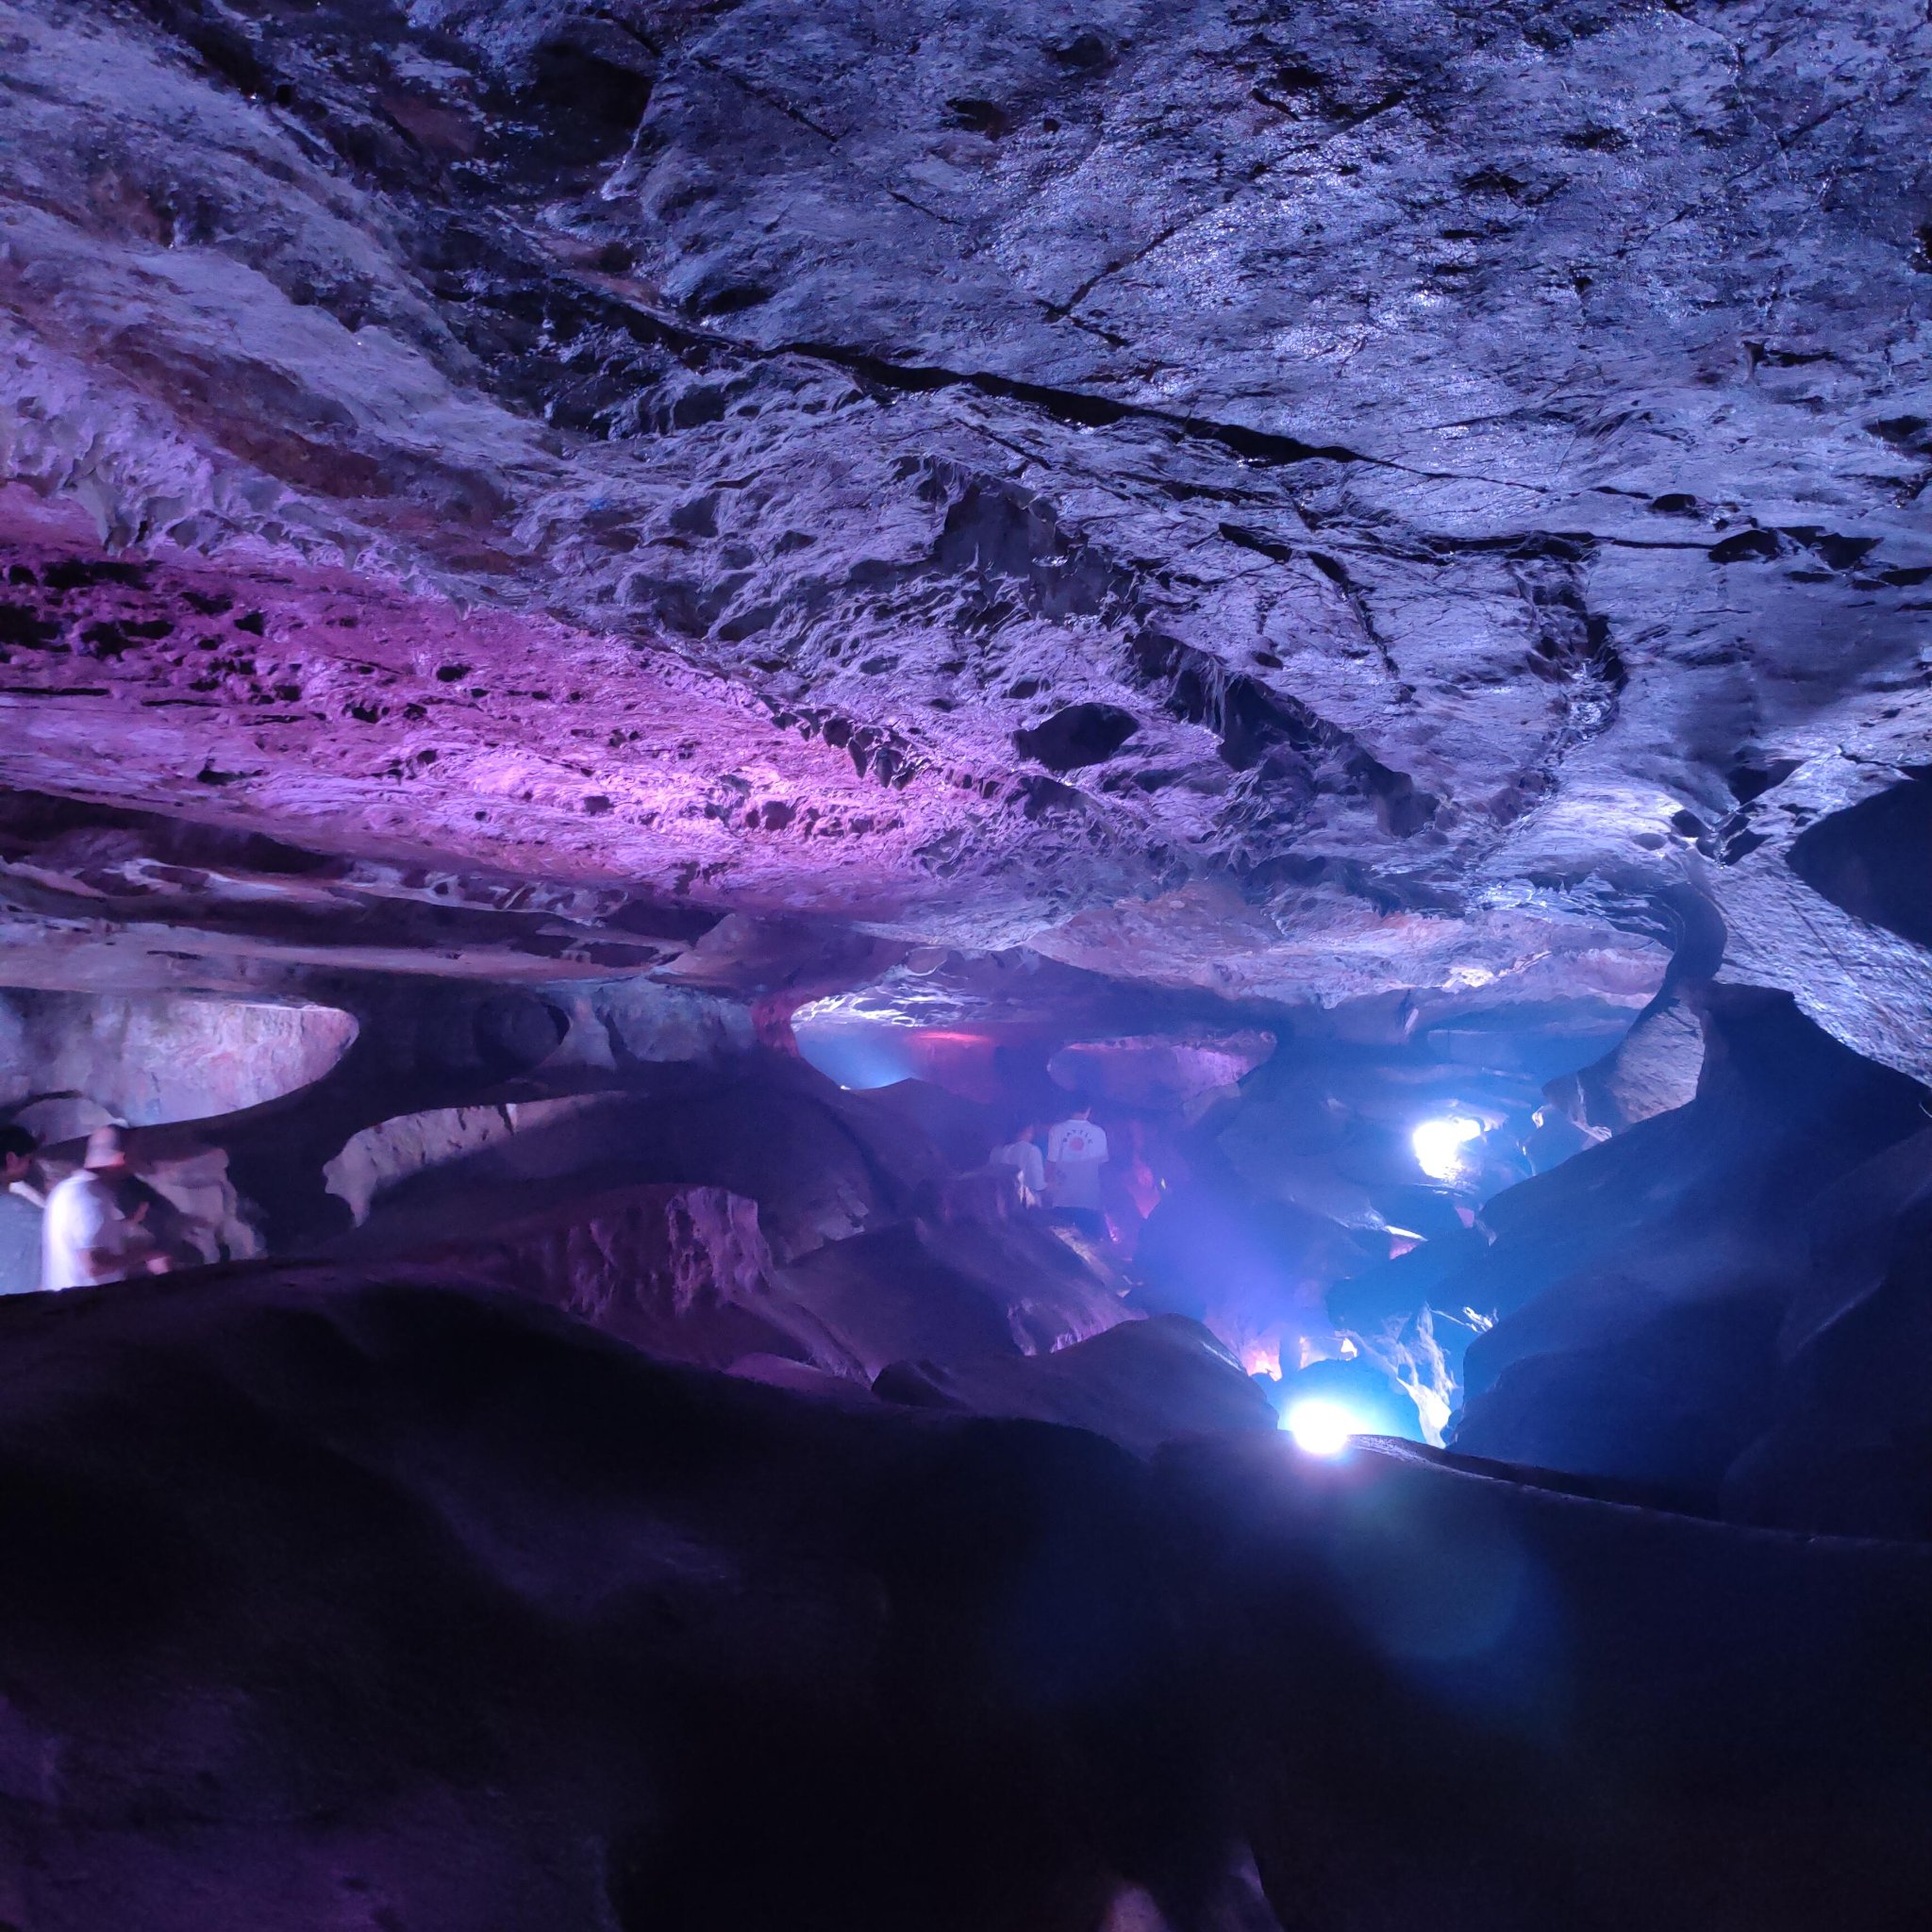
[0,1125,46,1296]
[109,1166,206,1273]
[41,1127,166,1292]
[988,1122,1046,1208]
[1045,1104,1110,1235]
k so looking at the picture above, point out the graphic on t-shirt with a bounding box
[1046,1119,1108,1209]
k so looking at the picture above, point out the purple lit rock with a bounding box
[23,0,1932,1045]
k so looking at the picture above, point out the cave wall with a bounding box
[1444,988,1932,1533]
[0,987,357,1138]
[4,0,1928,1058]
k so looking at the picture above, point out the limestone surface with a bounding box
[6,1,1925,1044]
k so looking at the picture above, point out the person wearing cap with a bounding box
[40,1126,164,1292]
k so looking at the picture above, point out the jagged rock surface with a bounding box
[1445,988,1932,1529]
[393,1174,1141,1395]
[7,0,1928,1041]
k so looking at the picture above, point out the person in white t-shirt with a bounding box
[41,1126,162,1292]
[988,1124,1046,1208]
[1045,1106,1109,1233]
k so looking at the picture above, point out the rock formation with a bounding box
[3,0,1926,1048]
[2,3,1930,1924]
[1449,986,1932,1532]
[0,1266,1924,1931]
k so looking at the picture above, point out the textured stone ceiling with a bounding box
[3,1,1930,1054]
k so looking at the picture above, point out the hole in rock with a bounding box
[944,97,1009,137]
[1014,702,1141,770]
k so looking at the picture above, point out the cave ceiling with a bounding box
[3,0,1930,1060]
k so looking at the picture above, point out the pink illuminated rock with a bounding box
[771,1211,1132,1381]
[1047,1031,1276,1113]
[0,987,356,1134]
[403,1179,848,1373]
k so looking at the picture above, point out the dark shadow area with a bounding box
[1788,773,1932,946]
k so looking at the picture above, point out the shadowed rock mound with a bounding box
[1169,1432,1932,1932]
[0,1265,1239,1932]
[1723,1125,1932,1538]
[875,1314,1279,1458]
[1445,987,1932,1527]
[0,1271,1924,1931]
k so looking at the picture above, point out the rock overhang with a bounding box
[0,0,1925,1057]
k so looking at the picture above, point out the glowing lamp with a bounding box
[1285,1397,1361,1457]
[1412,1114,1484,1183]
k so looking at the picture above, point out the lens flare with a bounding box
[1285,1398,1361,1457]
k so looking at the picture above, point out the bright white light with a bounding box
[1411,1114,1484,1183]
[1285,1398,1361,1457]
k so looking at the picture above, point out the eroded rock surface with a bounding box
[8,0,1927,1040]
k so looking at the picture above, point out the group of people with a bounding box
[988,1104,1110,1235]
[0,1124,175,1298]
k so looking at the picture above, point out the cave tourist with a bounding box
[1046,1104,1110,1235]
[41,1126,166,1292]
[989,1123,1047,1208]
[0,1125,45,1296]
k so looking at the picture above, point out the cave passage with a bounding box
[1,1,1929,1927]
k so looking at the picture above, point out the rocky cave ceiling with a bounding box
[2,0,1930,1064]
